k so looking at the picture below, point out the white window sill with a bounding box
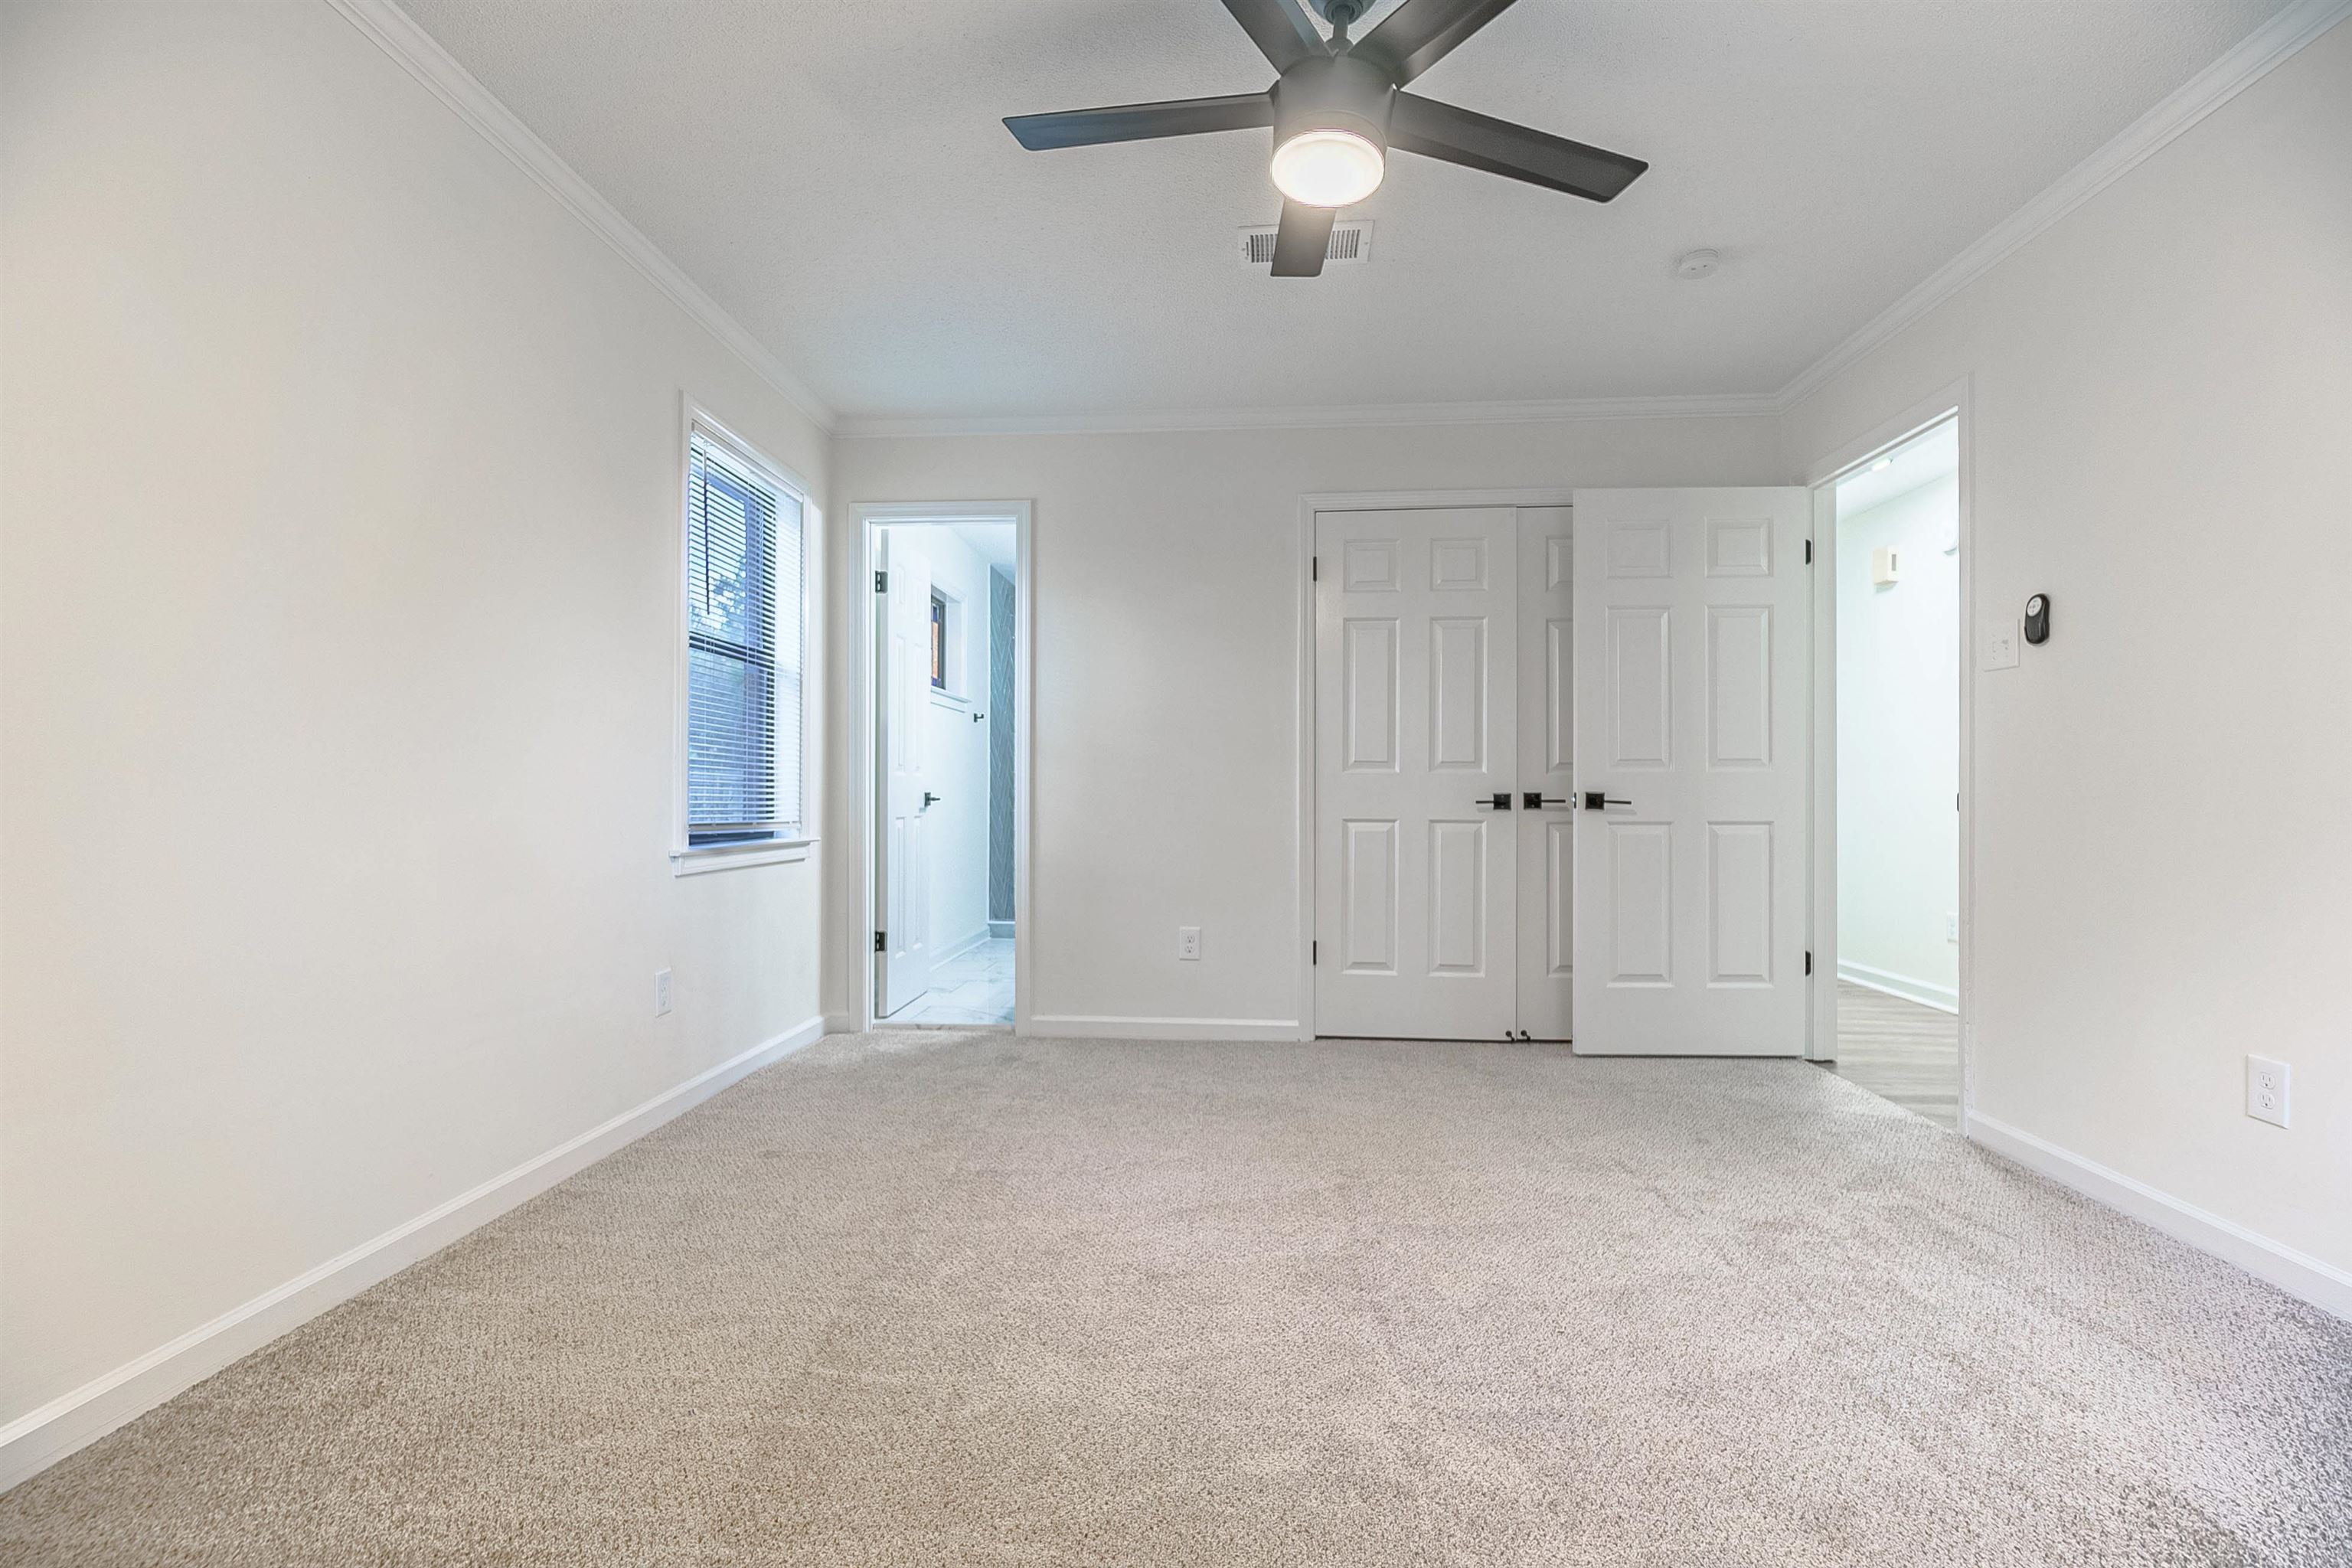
[671,837,815,876]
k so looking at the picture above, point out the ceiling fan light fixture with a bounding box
[1270,127,1385,207]
[1003,0,1655,279]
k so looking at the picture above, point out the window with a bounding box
[683,420,803,851]
[930,591,947,690]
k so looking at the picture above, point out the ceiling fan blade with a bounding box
[1218,0,1328,71]
[1348,0,1520,86]
[1389,92,1648,201]
[1269,200,1336,277]
[1004,93,1273,151]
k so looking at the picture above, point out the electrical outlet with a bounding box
[1178,926,1201,962]
[654,969,673,1018]
[1946,912,1959,943]
[2246,1055,2289,1128]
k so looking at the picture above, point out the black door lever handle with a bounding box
[1581,791,1633,810]
[922,792,942,808]
[1523,792,1569,810]
[1475,792,1512,810]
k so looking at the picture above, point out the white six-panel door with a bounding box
[1315,508,1519,1039]
[877,532,933,1018]
[1570,488,1811,1056]
[1514,508,1576,1039]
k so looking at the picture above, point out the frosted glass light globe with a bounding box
[1270,129,1384,208]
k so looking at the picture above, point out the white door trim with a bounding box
[852,501,1034,1033]
[1802,378,1974,1116]
[1295,488,1579,1040]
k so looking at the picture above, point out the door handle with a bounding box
[1581,791,1633,810]
[1475,792,1513,811]
[1523,792,1569,810]
[922,792,942,808]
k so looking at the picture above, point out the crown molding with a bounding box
[327,0,835,433]
[833,392,1782,440]
[1775,0,2352,413]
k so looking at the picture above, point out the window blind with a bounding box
[685,427,802,842]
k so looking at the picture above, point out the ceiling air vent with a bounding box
[1238,219,1374,268]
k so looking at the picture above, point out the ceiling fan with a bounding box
[1004,0,1648,277]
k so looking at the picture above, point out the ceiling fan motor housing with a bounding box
[1272,54,1396,152]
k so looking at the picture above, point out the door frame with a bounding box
[852,501,1034,1032]
[1802,377,1975,1116]
[1294,488,1579,1040]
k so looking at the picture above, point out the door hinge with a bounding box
[1311,556,1318,581]
[1805,949,1813,975]
[874,930,886,953]
[1312,940,1318,965]
[1804,539,1814,565]
[874,570,887,593]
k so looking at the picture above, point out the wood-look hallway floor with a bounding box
[1822,980,1960,1130]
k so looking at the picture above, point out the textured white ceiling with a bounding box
[398,0,2281,423]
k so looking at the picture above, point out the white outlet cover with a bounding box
[654,968,674,1017]
[2246,1054,2289,1128]
[1981,619,2021,670]
[1178,926,1201,961]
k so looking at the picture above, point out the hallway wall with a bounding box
[899,525,996,962]
[988,567,1017,927]
[1836,472,1961,1008]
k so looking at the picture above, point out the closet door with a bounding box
[1515,508,1576,1039]
[1314,508,1518,1040]
[1570,488,1811,1056]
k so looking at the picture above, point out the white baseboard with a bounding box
[1965,1110,2352,1323]
[1026,1014,1305,1042]
[986,920,1014,939]
[933,928,990,965]
[0,1014,826,1494]
[1837,959,1960,1014]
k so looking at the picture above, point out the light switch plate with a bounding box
[1981,619,2020,670]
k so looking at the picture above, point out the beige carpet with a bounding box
[5,1030,2349,1566]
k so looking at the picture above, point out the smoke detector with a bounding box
[1240,218,1374,267]
[1675,249,1721,279]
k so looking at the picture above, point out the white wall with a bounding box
[828,417,1785,1032]
[1836,473,1960,1007]
[886,524,994,962]
[0,0,828,1437]
[1782,19,2352,1286]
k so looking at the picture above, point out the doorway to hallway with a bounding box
[862,505,1029,1031]
[1816,413,1965,1125]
